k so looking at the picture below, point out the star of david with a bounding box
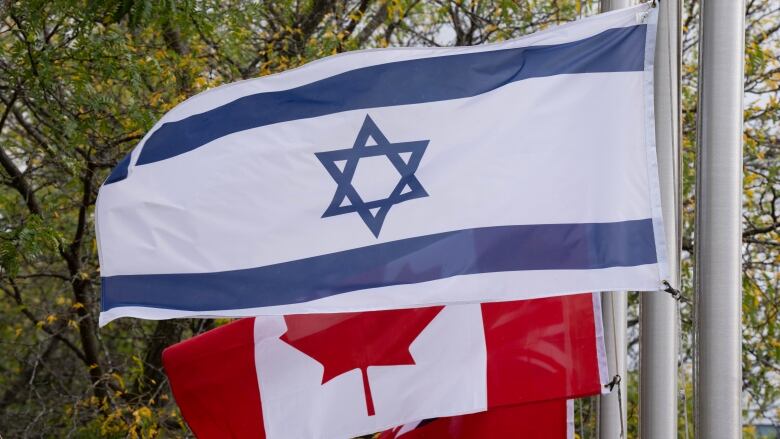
[315,115,429,237]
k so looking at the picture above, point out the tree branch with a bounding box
[0,93,43,216]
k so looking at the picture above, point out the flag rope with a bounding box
[604,374,625,439]
[662,280,689,303]
[607,291,626,439]
[678,298,691,439]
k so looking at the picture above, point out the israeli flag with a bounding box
[97,4,665,325]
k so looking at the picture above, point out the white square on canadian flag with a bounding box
[163,293,607,439]
[255,305,487,439]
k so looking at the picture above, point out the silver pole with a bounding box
[640,0,681,437]
[694,0,745,438]
[599,0,632,10]
[596,2,631,437]
[599,291,627,439]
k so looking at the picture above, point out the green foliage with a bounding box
[0,214,61,276]
[0,0,777,437]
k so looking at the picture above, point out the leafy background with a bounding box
[0,0,777,437]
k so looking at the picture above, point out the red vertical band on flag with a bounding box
[163,318,265,438]
[483,293,602,406]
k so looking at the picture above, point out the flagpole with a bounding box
[694,0,745,438]
[596,3,631,437]
[598,290,627,439]
[640,0,681,437]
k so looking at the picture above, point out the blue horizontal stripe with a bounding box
[101,219,657,312]
[105,152,131,185]
[111,24,646,179]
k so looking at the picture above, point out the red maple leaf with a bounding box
[279,306,444,416]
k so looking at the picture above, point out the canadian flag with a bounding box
[379,399,574,439]
[163,293,607,439]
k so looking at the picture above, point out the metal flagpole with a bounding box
[640,0,681,437]
[694,0,745,438]
[599,0,633,10]
[599,290,627,439]
[596,2,631,437]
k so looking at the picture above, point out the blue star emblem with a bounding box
[315,115,429,237]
